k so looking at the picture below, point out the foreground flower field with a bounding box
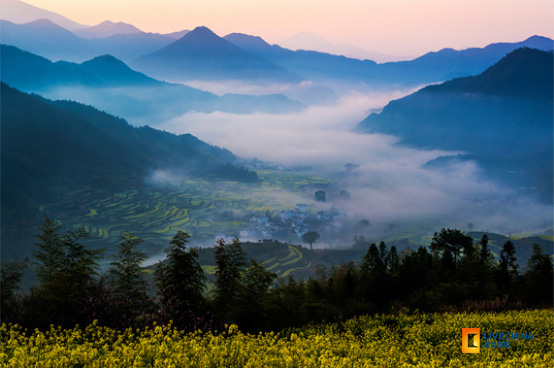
[1,310,552,367]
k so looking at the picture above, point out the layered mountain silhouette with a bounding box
[0,44,304,122]
[0,19,175,62]
[0,0,85,30]
[2,5,552,87]
[377,35,554,83]
[73,20,143,39]
[357,48,554,202]
[0,44,159,89]
[224,33,379,82]
[0,19,88,61]
[131,26,300,82]
[225,33,553,85]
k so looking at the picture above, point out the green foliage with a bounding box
[2,226,552,333]
[430,228,473,264]
[109,232,152,327]
[524,244,554,306]
[236,259,277,332]
[301,231,320,250]
[0,258,28,323]
[213,237,247,322]
[314,190,326,202]
[25,216,104,329]
[155,231,206,327]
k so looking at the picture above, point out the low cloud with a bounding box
[154,91,552,237]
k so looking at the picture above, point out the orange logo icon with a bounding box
[462,328,480,353]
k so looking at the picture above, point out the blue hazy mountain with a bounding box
[163,29,190,40]
[132,26,301,82]
[79,54,161,86]
[224,32,379,82]
[0,0,86,30]
[225,33,553,85]
[0,44,159,89]
[73,20,143,39]
[0,19,89,61]
[0,19,175,62]
[0,44,304,122]
[377,35,554,83]
[357,48,554,202]
[3,11,552,86]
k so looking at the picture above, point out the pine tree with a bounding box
[213,237,247,323]
[155,231,205,328]
[110,232,151,327]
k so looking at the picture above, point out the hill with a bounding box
[1,83,254,258]
[0,0,86,30]
[0,45,304,122]
[73,20,143,39]
[0,44,159,89]
[0,19,175,62]
[357,48,554,202]
[131,26,300,82]
[225,33,553,86]
[0,19,89,61]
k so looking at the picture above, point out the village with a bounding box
[215,203,344,245]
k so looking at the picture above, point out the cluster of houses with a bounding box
[214,203,344,243]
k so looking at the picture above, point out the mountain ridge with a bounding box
[73,20,143,39]
[357,47,554,202]
[131,26,301,82]
[0,0,86,30]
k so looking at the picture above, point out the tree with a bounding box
[430,228,473,265]
[524,244,553,306]
[213,237,247,323]
[110,232,151,327]
[29,216,104,328]
[314,190,326,202]
[302,231,320,250]
[0,258,28,323]
[155,231,206,328]
[495,240,519,297]
[33,216,64,285]
[236,259,277,332]
[479,234,491,265]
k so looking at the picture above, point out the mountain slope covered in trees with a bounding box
[1,83,254,257]
[358,48,554,202]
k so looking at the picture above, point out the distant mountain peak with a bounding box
[181,26,219,40]
[157,25,237,52]
[0,0,86,30]
[81,54,127,67]
[78,54,159,86]
[131,24,300,82]
[73,20,143,39]
[23,18,60,27]
[18,18,79,37]
[424,47,554,101]
[524,35,552,42]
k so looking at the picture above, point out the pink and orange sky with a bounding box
[20,0,554,56]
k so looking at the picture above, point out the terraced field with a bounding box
[198,243,314,280]
[39,170,332,257]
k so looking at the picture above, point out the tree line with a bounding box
[1,218,552,333]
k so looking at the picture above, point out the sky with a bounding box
[21,0,554,57]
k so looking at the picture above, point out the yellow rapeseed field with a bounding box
[1,310,552,367]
